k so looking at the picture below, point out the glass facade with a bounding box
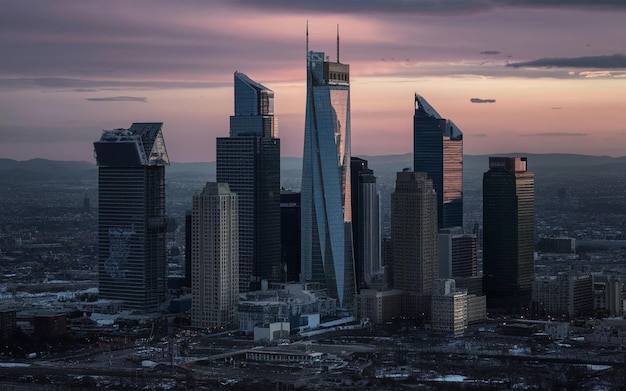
[93,123,169,311]
[413,94,463,229]
[217,72,281,293]
[483,157,535,313]
[301,50,356,312]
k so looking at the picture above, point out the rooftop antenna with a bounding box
[336,24,340,63]
[306,20,309,61]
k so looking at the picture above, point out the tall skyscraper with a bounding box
[217,72,281,293]
[483,157,535,313]
[301,28,356,312]
[413,94,463,229]
[191,182,239,330]
[93,123,169,311]
[391,170,438,319]
[351,157,381,291]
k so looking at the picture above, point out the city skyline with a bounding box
[2,1,626,162]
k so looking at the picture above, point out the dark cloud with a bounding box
[520,132,588,137]
[480,50,500,55]
[470,98,496,103]
[86,96,147,103]
[507,54,626,69]
[232,0,626,14]
[0,78,231,91]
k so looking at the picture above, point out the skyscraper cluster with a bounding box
[93,27,536,331]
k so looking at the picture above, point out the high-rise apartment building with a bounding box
[351,157,381,291]
[301,30,356,312]
[93,123,169,311]
[391,170,438,319]
[413,94,463,229]
[191,182,239,330]
[217,72,281,292]
[483,157,535,313]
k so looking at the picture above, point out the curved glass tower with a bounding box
[413,94,463,229]
[301,36,355,312]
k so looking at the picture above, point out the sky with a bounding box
[1,0,626,162]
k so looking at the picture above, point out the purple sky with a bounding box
[2,0,626,162]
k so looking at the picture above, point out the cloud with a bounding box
[550,107,562,110]
[470,98,496,103]
[480,50,500,55]
[0,78,231,91]
[519,132,588,137]
[507,54,626,69]
[232,0,626,14]
[86,96,147,103]
[472,133,488,138]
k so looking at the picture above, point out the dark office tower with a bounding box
[483,157,535,313]
[351,157,381,291]
[413,94,463,229]
[93,123,169,311]
[301,27,356,313]
[280,190,301,282]
[391,170,438,319]
[217,72,281,293]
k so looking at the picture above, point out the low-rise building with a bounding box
[356,289,402,324]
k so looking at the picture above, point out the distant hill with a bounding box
[1,154,625,183]
[0,158,96,182]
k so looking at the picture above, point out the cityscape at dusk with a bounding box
[2,1,626,390]
[2,0,626,162]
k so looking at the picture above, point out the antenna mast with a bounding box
[336,24,340,63]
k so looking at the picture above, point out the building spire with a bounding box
[336,24,340,63]
[306,20,309,61]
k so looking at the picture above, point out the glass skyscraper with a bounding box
[483,157,535,313]
[413,94,463,229]
[301,37,356,312]
[93,122,169,311]
[217,72,281,293]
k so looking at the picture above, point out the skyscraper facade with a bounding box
[191,182,239,330]
[438,227,477,279]
[413,94,463,229]
[391,170,438,319]
[93,122,169,311]
[217,72,281,293]
[483,157,535,313]
[280,189,301,283]
[301,33,356,312]
[351,157,381,291]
